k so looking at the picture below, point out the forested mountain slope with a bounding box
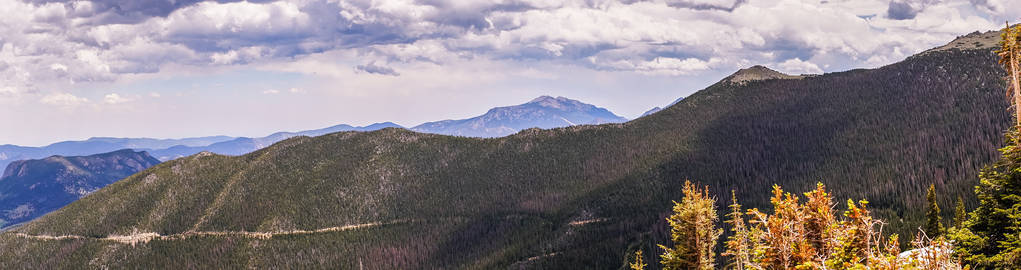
[0,35,1009,269]
[0,150,160,229]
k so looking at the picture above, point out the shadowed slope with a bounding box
[0,150,160,228]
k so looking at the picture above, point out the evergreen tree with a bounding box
[642,182,963,269]
[747,185,815,269]
[803,183,837,257]
[952,129,1021,268]
[926,184,945,238]
[659,180,722,270]
[827,199,874,269]
[949,23,1021,268]
[998,22,1021,128]
[629,250,647,270]
[723,190,751,269]
[953,196,967,230]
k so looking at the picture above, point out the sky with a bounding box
[1,0,1019,146]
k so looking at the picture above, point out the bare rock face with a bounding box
[0,149,160,228]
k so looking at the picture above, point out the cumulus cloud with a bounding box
[103,93,131,104]
[969,0,1021,20]
[663,0,748,11]
[0,87,17,97]
[356,62,400,76]
[40,92,88,106]
[601,56,723,76]
[777,58,823,75]
[886,0,942,20]
[263,87,303,94]
[0,0,1010,98]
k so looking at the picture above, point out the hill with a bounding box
[0,37,1009,268]
[412,96,628,137]
[0,150,160,229]
[2,97,630,167]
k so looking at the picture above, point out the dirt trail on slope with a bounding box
[11,222,388,245]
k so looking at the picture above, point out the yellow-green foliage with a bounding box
[747,185,818,269]
[630,250,647,270]
[647,182,964,270]
[659,180,721,270]
[925,184,945,239]
[723,190,751,270]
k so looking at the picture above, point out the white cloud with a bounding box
[0,86,17,97]
[103,93,131,104]
[49,63,68,72]
[970,0,1021,20]
[263,88,303,94]
[776,58,823,75]
[40,92,89,106]
[601,56,723,76]
[0,0,1010,102]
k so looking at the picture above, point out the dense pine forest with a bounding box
[0,33,1014,268]
[632,26,1021,270]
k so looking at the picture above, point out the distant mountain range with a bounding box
[0,150,160,229]
[1,97,629,167]
[412,96,628,137]
[0,137,231,170]
[146,122,403,160]
[0,123,402,169]
[0,96,628,228]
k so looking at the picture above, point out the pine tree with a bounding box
[952,129,1021,268]
[629,250,647,270]
[659,180,722,270]
[925,184,944,239]
[746,185,815,269]
[723,190,751,269]
[953,196,967,230]
[803,182,837,258]
[949,23,1021,268]
[640,182,963,269]
[827,199,875,269]
[998,22,1021,128]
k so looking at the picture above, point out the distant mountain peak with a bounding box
[529,95,559,103]
[527,95,585,109]
[723,65,802,85]
[413,96,627,137]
